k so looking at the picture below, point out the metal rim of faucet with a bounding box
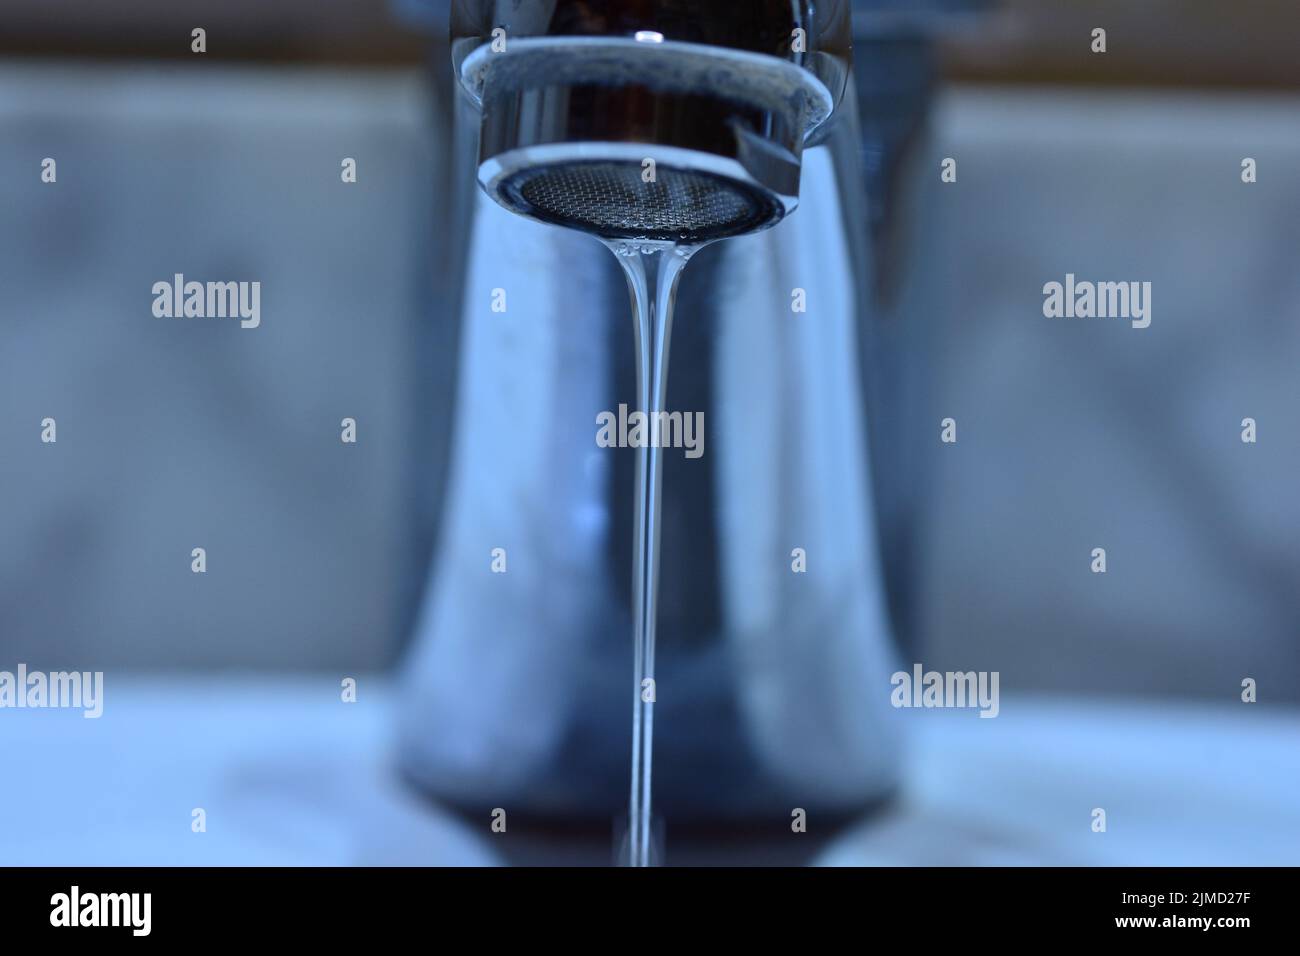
[457,37,834,125]
[462,37,838,242]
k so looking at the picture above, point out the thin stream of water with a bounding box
[604,239,697,868]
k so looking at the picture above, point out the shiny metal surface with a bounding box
[465,35,833,238]
[398,0,904,826]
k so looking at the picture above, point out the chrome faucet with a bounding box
[397,0,925,848]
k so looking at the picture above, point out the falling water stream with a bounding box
[603,239,699,867]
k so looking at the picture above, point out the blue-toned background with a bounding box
[0,0,1297,865]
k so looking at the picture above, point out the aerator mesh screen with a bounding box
[498,160,780,242]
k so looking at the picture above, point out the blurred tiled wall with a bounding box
[0,62,438,670]
[888,87,1300,700]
